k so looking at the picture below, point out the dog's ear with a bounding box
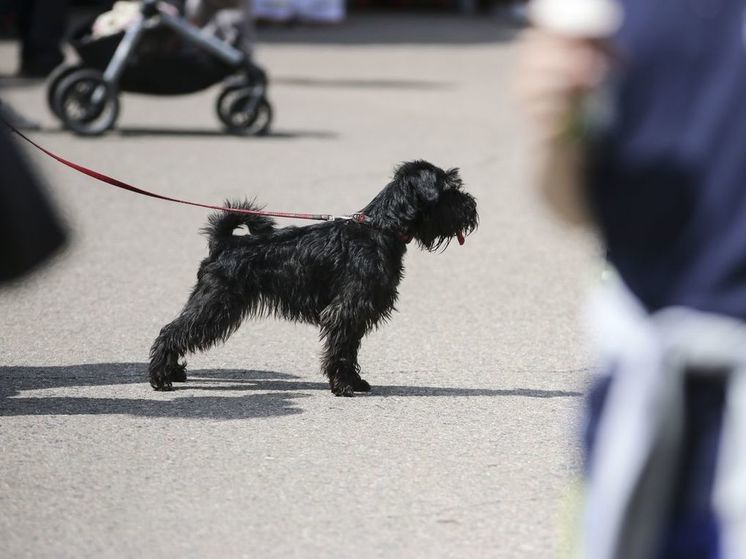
[409,168,441,205]
[445,167,464,189]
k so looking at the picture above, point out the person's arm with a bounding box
[515,29,609,225]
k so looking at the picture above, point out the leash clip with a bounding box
[349,213,370,224]
[328,213,369,224]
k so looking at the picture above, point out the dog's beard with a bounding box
[414,191,478,252]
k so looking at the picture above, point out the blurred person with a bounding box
[13,0,69,77]
[0,99,40,130]
[509,0,528,24]
[252,0,344,24]
[517,1,746,559]
[0,103,66,282]
[0,1,14,35]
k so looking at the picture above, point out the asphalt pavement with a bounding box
[0,14,598,559]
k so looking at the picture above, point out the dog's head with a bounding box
[364,160,478,251]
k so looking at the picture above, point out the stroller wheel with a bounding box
[216,86,273,136]
[53,69,120,136]
[46,63,85,119]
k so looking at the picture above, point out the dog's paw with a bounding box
[151,380,174,392]
[333,385,355,397]
[352,377,371,392]
[149,368,175,391]
[330,379,355,397]
[170,361,187,383]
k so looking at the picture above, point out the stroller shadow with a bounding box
[0,363,582,420]
[258,14,520,45]
[0,73,47,89]
[121,128,339,139]
[275,76,454,90]
[31,127,339,140]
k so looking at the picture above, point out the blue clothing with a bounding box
[584,374,726,559]
[588,1,746,318]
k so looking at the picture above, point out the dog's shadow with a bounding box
[0,363,582,419]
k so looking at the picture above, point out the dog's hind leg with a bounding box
[319,304,371,397]
[149,272,247,391]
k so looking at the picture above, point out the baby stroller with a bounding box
[47,0,272,136]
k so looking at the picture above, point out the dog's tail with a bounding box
[202,199,276,253]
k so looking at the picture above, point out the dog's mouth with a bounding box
[457,230,465,246]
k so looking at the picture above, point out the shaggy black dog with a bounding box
[149,160,478,396]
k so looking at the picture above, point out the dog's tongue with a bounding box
[457,231,465,246]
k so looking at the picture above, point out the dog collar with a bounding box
[352,213,411,244]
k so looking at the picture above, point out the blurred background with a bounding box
[0,2,593,558]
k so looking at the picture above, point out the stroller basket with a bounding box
[70,19,237,95]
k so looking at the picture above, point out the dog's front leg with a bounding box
[319,314,370,397]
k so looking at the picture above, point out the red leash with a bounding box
[3,118,368,225]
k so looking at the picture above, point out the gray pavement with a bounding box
[0,14,598,559]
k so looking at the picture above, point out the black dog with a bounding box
[149,160,478,396]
